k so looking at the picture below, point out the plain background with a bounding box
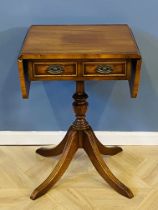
[0,0,158,131]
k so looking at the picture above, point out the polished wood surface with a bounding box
[18,24,141,99]
[0,146,158,210]
[17,59,30,99]
[17,25,142,200]
[30,81,133,200]
[20,25,141,59]
[28,61,77,80]
[27,59,131,82]
[83,61,126,76]
[31,128,78,200]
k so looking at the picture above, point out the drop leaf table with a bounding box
[17,25,142,200]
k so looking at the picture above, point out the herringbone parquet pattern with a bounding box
[0,146,157,210]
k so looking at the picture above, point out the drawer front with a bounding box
[29,62,77,80]
[83,61,126,77]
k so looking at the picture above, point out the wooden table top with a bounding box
[20,25,141,59]
[18,24,142,99]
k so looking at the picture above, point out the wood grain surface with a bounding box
[17,25,142,98]
[19,25,141,59]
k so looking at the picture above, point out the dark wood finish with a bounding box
[83,129,133,199]
[31,81,133,200]
[17,25,142,200]
[31,127,78,200]
[17,59,30,99]
[19,25,141,59]
[18,25,141,98]
[83,61,126,76]
[89,127,123,156]
[28,61,77,80]
[129,59,142,98]
[36,127,71,157]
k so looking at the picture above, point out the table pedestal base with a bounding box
[30,81,134,200]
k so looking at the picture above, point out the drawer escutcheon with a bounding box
[47,65,64,75]
[96,65,113,74]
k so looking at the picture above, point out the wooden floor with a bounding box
[0,146,158,210]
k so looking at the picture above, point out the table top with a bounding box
[18,24,142,99]
[19,24,141,59]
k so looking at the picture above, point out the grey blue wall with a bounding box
[0,0,158,131]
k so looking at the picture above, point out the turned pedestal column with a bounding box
[30,81,133,200]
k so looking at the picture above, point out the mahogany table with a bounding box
[17,25,142,200]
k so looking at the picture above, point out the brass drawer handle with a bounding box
[47,65,64,75]
[96,65,113,74]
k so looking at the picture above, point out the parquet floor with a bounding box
[0,145,158,210]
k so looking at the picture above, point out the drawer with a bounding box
[29,61,77,80]
[83,61,126,77]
